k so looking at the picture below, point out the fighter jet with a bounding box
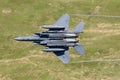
[15,14,85,63]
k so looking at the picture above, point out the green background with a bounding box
[0,0,120,80]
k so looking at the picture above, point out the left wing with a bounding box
[54,14,70,31]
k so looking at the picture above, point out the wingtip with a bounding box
[74,44,85,55]
[63,13,70,17]
[62,59,70,64]
[64,13,68,15]
[79,21,85,25]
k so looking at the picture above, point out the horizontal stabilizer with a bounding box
[74,44,84,55]
[73,22,85,33]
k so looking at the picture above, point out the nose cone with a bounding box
[14,37,24,41]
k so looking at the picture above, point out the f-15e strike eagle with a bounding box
[15,14,85,63]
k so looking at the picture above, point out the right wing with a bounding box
[54,14,70,31]
[54,50,70,64]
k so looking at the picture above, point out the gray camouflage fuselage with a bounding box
[15,31,79,49]
[15,14,85,63]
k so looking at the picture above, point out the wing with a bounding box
[54,14,70,31]
[53,47,70,63]
[54,47,70,63]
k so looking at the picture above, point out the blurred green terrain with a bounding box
[0,0,120,80]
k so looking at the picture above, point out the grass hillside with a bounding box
[0,0,120,80]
